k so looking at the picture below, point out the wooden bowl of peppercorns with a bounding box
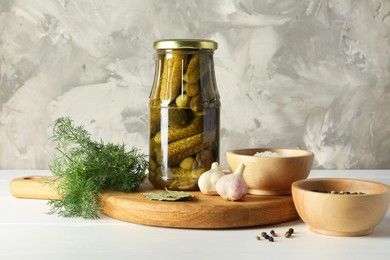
[292,178,390,236]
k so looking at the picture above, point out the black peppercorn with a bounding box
[312,190,365,195]
[270,230,276,237]
[261,232,267,237]
[288,228,294,234]
[284,231,291,238]
[268,236,274,242]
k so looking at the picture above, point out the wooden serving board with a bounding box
[10,176,299,229]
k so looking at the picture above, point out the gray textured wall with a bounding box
[1,0,389,169]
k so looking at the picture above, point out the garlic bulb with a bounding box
[215,163,247,201]
[198,162,225,195]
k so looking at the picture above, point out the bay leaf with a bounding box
[143,188,193,201]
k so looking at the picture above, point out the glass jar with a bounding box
[149,39,220,191]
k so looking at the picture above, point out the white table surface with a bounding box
[1,169,389,260]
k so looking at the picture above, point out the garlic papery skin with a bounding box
[215,163,247,201]
[198,162,225,195]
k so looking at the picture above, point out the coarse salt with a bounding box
[253,151,284,157]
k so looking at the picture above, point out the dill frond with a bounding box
[48,117,148,219]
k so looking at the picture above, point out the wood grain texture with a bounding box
[292,178,390,236]
[226,148,314,195]
[10,176,60,200]
[10,176,299,228]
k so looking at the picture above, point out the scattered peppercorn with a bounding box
[256,228,296,241]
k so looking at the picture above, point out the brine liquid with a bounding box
[149,106,219,190]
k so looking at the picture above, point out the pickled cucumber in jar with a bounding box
[149,39,220,191]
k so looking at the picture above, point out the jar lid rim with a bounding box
[153,39,218,50]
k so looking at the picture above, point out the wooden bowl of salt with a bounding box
[226,148,314,195]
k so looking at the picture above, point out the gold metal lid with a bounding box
[153,39,218,50]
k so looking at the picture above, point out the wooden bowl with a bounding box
[292,178,390,236]
[226,148,314,195]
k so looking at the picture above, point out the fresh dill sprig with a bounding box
[48,117,148,219]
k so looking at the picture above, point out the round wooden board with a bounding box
[10,176,299,229]
[100,183,299,228]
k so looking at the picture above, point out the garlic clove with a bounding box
[198,162,225,195]
[215,163,247,201]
